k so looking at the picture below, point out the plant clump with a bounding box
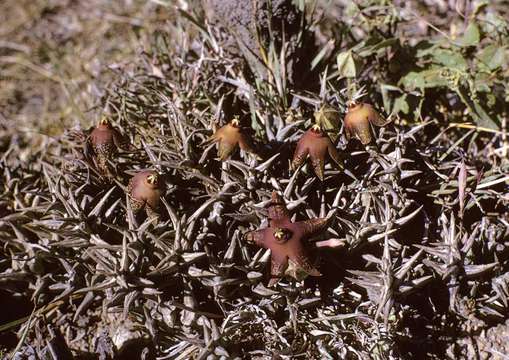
[1,1,508,359]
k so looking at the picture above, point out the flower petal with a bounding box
[292,141,309,170]
[244,229,268,248]
[327,143,343,168]
[300,217,330,238]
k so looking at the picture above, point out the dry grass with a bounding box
[0,0,172,136]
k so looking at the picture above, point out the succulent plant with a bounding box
[2,1,509,359]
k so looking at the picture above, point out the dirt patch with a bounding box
[0,0,170,135]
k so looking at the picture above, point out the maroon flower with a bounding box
[127,171,161,219]
[344,101,386,145]
[244,191,329,286]
[292,124,343,180]
[209,119,256,160]
[88,118,127,175]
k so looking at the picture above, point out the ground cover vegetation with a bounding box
[0,0,508,358]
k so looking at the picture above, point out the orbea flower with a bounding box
[127,170,161,219]
[244,191,330,286]
[209,118,256,161]
[292,124,343,181]
[87,118,128,175]
[344,101,387,145]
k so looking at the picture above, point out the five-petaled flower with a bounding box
[244,191,330,286]
[209,118,256,161]
[127,170,161,219]
[344,101,387,145]
[292,124,343,181]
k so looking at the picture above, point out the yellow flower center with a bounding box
[147,174,158,185]
[346,100,358,109]
[311,123,322,132]
[273,228,291,242]
[99,118,109,126]
[273,228,284,239]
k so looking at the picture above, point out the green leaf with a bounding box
[456,87,499,129]
[248,87,263,135]
[380,83,403,115]
[336,50,357,78]
[315,105,341,142]
[357,38,398,57]
[477,44,506,71]
[0,316,30,332]
[432,49,467,70]
[311,40,333,70]
[473,73,492,92]
[457,22,481,47]
[399,68,448,90]
[471,100,499,129]
[415,41,439,58]
[393,95,410,115]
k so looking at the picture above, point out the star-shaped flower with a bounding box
[292,124,343,180]
[344,101,386,145]
[87,118,127,175]
[209,119,256,161]
[244,191,330,286]
[127,171,161,219]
